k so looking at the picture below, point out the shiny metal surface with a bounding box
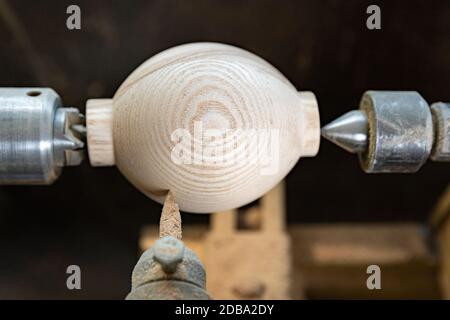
[321,110,368,153]
[430,102,450,162]
[53,107,84,167]
[0,88,84,185]
[359,91,433,173]
[321,91,445,173]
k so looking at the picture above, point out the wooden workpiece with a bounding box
[86,42,320,213]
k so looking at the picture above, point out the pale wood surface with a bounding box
[261,181,285,232]
[204,232,292,299]
[210,209,237,236]
[86,42,320,213]
[86,99,115,166]
[205,181,292,299]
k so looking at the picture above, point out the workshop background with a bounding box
[0,0,448,299]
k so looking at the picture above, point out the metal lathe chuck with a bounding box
[321,91,450,173]
[0,88,85,184]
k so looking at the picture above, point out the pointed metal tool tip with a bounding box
[321,110,369,154]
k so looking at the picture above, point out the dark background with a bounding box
[0,0,448,299]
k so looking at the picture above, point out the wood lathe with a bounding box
[0,42,322,213]
[0,43,447,211]
[0,42,448,300]
[0,43,448,210]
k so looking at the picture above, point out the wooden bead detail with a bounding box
[86,99,115,166]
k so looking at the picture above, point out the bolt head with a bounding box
[153,236,185,273]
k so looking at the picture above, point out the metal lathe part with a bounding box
[321,110,368,153]
[126,236,210,300]
[322,91,435,173]
[0,88,85,185]
[359,91,433,173]
[430,102,450,161]
[153,236,185,273]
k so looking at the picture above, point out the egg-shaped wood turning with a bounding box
[86,42,320,213]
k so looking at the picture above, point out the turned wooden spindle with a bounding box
[86,42,320,213]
